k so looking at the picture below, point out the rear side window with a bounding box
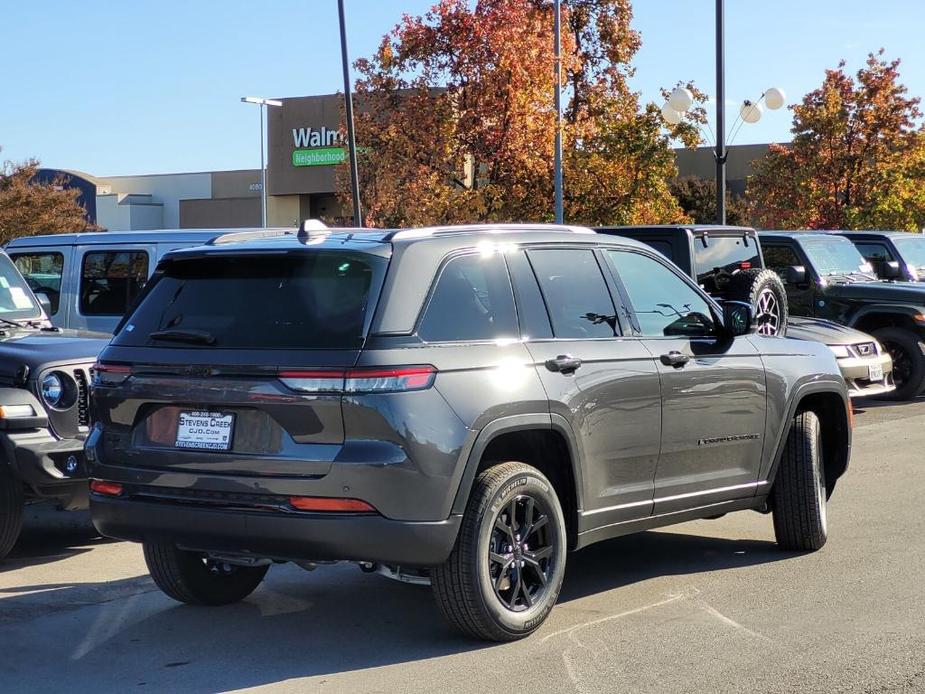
[855,242,895,263]
[692,235,760,293]
[762,245,803,277]
[11,252,64,315]
[528,249,618,338]
[418,253,517,342]
[114,252,386,350]
[81,250,149,316]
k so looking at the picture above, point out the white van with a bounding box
[6,229,293,333]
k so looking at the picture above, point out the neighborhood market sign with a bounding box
[291,126,346,167]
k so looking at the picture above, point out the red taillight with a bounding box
[279,365,436,394]
[739,261,752,270]
[90,480,124,496]
[289,496,376,513]
[91,362,132,387]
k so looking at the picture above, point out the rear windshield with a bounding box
[692,235,760,293]
[113,251,386,350]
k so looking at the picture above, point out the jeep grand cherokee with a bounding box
[87,224,851,641]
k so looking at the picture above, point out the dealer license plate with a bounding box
[175,411,235,451]
[868,363,884,382]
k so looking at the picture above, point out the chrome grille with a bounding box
[73,368,90,427]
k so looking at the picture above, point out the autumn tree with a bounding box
[749,51,925,231]
[670,176,749,226]
[340,0,695,227]
[0,156,98,244]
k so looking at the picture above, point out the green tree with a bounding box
[749,51,925,231]
[0,156,98,244]
[670,176,749,226]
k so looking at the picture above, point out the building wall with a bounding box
[180,197,261,228]
[674,143,771,195]
[97,172,212,228]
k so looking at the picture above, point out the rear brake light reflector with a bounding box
[91,363,132,387]
[289,496,376,513]
[90,480,124,496]
[279,365,436,394]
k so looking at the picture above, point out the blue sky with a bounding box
[2,0,923,176]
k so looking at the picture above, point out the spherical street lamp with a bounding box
[764,86,786,110]
[660,102,683,125]
[668,87,694,112]
[740,100,762,124]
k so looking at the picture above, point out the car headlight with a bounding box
[41,373,64,407]
[828,345,851,359]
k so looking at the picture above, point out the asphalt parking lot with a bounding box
[1,399,924,694]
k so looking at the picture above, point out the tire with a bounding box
[871,327,925,401]
[727,268,789,336]
[143,540,269,606]
[431,462,567,642]
[0,465,24,560]
[772,411,828,551]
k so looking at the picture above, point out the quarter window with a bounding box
[609,250,716,337]
[692,235,761,294]
[528,249,618,338]
[12,252,64,315]
[80,250,149,316]
[418,253,518,342]
[762,245,803,279]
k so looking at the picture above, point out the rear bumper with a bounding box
[90,493,461,567]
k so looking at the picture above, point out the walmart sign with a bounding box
[291,126,346,167]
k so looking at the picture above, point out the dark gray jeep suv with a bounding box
[87,224,852,641]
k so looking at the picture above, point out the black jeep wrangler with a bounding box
[760,231,925,400]
[0,249,109,558]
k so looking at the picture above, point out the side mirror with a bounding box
[882,260,902,280]
[784,265,807,285]
[35,292,52,316]
[720,300,756,337]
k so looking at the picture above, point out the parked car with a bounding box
[596,225,895,399]
[0,250,109,559]
[834,230,925,283]
[6,229,294,333]
[87,223,851,641]
[760,231,925,400]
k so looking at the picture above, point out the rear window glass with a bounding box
[692,235,760,293]
[11,252,63,315]
[114,252,386,350]
[81,250,149,316]
[418,253,518,342]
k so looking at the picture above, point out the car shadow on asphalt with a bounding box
[1,507,107,572]
[0,528,795,691]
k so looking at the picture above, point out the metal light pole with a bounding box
[241,96,282,228]
[714,0,726,225]
[338,0,363,227]
[553,0,564,224]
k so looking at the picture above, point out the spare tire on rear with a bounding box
[727,268,789,336]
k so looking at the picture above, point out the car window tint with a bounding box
[11,252,64,315]
[80,250,149,316]
[506,251,553,340]
[418,253,518,342]
[692,235,760,293]
[762,245,802,278]
[609,250,716,337]
[114,252,386,349]
[645,240,674,262]
[528,249,617,339]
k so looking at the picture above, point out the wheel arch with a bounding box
[450,414,584,549]
[850,305,925,334]
[766,384,851,500]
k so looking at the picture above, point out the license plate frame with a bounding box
[868,363,884,382]
[175,410,236,451]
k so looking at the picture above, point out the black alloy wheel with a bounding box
[489,495,556,612]
[872,327,925,400]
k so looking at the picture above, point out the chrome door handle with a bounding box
[545,354,583,374]
[660,351,690,368]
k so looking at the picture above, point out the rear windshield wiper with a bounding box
[149,329,216,345]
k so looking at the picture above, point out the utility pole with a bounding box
[553,0,564,224]
[715,0,726,224]
[338,0,363,227]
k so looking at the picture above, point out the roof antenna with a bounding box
[298,219,328,241]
